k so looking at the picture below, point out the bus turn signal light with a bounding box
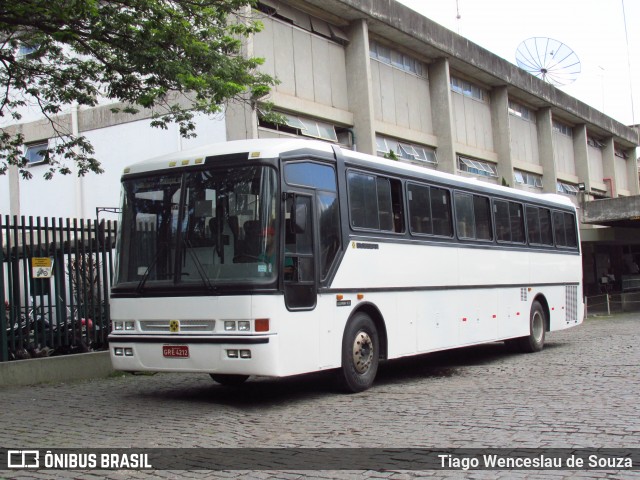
[255,318,269,332]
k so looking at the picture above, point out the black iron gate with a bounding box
[0,215,117,361]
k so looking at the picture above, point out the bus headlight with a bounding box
[114,322,123,331]
[238,321,250,331]
[224,321,236,331]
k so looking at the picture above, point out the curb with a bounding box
[0,351,114,387]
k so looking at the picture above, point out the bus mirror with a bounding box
[293,202,307,234]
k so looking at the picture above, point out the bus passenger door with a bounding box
[284,193,317,310]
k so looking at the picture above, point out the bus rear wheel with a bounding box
[506,300,546,353]
[209,374,249,386]
[337,312,379,393]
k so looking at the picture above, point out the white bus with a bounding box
[109,138,583,392]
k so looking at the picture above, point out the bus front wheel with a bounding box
[337,312,379,393]
[209,374,249,386]
[506,300,546,353]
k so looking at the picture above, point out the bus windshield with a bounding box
[113,165,278,292]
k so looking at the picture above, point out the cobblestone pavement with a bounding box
[1,313,639,479]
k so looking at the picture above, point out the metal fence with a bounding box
[0,215,117,362]
[585,292,640,317]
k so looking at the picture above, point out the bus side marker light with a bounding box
[462,317,467,322]
[255,318,269,332]
[492,314,496,318]
[357,294,364,300]
[336,294,344,301]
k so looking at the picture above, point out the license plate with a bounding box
[163,345,189,358]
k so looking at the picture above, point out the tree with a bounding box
[0,0,275,179]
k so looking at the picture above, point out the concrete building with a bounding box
[2,0,639,296]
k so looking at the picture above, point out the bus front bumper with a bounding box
[108,334,278,375]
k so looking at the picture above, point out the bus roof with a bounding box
[123,138,576,209]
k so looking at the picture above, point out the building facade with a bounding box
[2,0,639,295]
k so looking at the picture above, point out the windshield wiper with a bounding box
[183,238,216,292]
[136,244,170,294]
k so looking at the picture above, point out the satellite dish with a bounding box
[515,37,581,86]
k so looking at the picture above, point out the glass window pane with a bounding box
[285,162,336,191]
[494,200,511,242]
[553,211,566,247]
[431,187,452,237]
[348,172,379,229]
[509,202,525,243]
[376,177,394,231]
[565,213,577,247]
[526,206,541,244]
[317,192,340,278]
[539,208,553,245]
[408,184,432,235]
[473,195,493,240]
[455,192,475,239]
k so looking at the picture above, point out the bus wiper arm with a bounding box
[183,239,216,292]
[136,245,168,294]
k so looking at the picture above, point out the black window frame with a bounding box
[406,182,454,239]
[346,169,405,234]
[454,191,494,242]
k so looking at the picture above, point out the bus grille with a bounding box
[139,320,216,332]
[565,285,578,324]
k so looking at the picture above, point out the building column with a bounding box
[345,19,376,155]
[536,107,558,194]
[625,147,640,195]
[428,58,456,174]
[490,85,513,185]
[573,124,591,193]
[8,165,20,217]
[225,5,258,141]
[601,136,617,198]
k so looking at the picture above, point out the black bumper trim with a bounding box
[108,335,270,345]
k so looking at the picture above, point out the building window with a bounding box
[458,155,497,178]
[552,120,573,137]
[614,147,628,159]
[557,182,579,196]
[587,136,604,149]
[508,100,535,122]
[450,76,486,102]
[376,135,437,166]
[258,111,338,142]
[514,170,543,189]
[257,1,348,44]
[24,141,48,165]
[369,40,424,76]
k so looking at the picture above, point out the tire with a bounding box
[506,300,546,353]
[209,374,249,386]
[337,312,379,393]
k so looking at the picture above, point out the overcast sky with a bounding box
[396,0,639,127]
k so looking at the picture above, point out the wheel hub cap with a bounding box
[352,331,373,374]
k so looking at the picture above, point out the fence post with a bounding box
[0,215,7,362]
[606,293,611,316]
